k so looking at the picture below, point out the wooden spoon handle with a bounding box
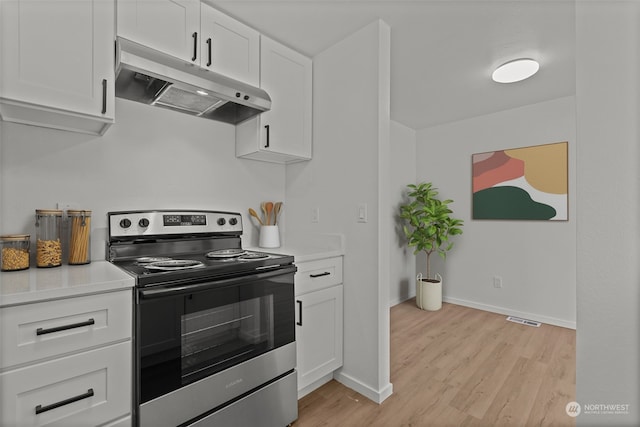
[265,202,274,225]
[248,208,263,225]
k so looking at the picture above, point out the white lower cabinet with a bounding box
[294,257,343,397]
[0,341,131,427]
[0,290,132,427]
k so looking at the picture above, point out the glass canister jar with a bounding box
[0,234,31,271]
[35,209,63,267]
[67,210,91,265]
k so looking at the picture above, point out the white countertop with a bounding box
[252,233,345,263]
[0,261,135,308]
[0,234,343,307]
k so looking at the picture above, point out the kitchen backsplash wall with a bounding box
[0,99,286,259]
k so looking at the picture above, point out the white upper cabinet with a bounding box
[0,0,115,135]
[117,0,259,85]
[117,0,200,63]
[200,4,259,86]
[236,36,312,163]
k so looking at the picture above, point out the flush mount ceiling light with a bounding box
[492,58,540,83]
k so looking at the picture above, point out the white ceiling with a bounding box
[211,0,576,130]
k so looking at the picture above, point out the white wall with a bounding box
[0,120,3,229]
[389,120,416,306]
[576,2,640,425]
[0,99,285,253]
[285,20,393,403]
[415,96,577,328]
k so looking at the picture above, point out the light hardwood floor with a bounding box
[294,301,576,427]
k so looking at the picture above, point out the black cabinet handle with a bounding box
[35,388,94,414]
[310,272,331,278]
[192,32,198,61]
[101,79,107,114]
[36,318,95,336]
[296,300,302,326]
[264,125,270,148]
[206,37,212,66]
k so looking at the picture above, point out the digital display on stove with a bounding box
[163,214,207,226]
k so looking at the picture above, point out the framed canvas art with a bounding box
[472,141,568,220]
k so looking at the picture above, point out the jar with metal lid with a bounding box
[67,210,92,265]
[35,209,62,267]
[0,234,30,271]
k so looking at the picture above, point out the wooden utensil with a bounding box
[248,208,264,225]
[260,202,267,224]
[265,202,274,225]
[274,202,283,225]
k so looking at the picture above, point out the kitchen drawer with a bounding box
[0,341,131,427]
[295,256,343,296]
[1,290,131,369]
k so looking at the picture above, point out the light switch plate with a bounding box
[357,203,368,223]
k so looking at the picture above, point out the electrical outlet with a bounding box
[311,207,320,223]
[493,276,503,288]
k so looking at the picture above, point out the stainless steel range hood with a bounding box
[115,37,270,125]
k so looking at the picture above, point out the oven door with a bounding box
[135,266,296,426]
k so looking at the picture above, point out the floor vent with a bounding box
[506,316,541,327]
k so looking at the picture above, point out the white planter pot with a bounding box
[416,273,442,311]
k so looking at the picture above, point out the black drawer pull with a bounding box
[101,79,107,114]
[206,37,212,66]
[296,300,302,326]
[310,272,331,278]
[36,318,95,336]
[264,124,270,148]
[35,388,94,414]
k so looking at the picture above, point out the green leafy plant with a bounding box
[400,182,464,280]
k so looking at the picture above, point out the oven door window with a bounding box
[181,294,273,381]
[138,271,294,404]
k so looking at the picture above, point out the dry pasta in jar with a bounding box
[35,209,62,267]
[0,234,30,271]
[67,210,91,265]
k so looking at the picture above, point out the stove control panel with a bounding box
[108,210,243,238]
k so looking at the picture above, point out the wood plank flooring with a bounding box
[294,301,576,427]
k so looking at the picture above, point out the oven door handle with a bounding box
[139,265,297,299]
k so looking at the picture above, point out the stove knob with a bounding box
[139,218,150,228]
[229,217,238,226]
[119,218,131,229]
[217,218,226,226]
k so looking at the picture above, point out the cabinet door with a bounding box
[0,0,115,133]
[259,36,312,159]
[296,285,343,391]
[117,0,200,63]
[200,4,259,86]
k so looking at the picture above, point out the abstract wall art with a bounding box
[472,141,568,220]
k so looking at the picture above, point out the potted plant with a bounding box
[400,182,464,311]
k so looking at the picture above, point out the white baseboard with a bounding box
[297,373,334,399]
[334,371,393,404]
[389,292,415,308]
[443,296,576,330]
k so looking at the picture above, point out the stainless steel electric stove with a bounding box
[107,210,297,427]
